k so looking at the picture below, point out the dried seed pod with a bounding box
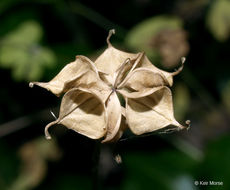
[30,29,188,143]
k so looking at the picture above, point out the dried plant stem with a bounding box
[92,140,101,190]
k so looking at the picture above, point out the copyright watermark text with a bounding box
[194,180,223,186]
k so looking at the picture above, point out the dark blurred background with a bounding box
[0,0,230,189]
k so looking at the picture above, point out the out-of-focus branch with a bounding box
[0,108,58,138]
[67,1,127,39]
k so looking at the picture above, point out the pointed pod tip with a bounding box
[178,120,191,131]
[107,29,116,47]
[185,120,191,130]
[45,135,52,140]
[45,129,52,140]
[110,29,116,35]
[171,57,185,76]
[181,57,186,64]
[29,82,34,88]
[185,120,191,125]
[44,120,58,141]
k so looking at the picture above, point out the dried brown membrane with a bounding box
[30,29,189,143]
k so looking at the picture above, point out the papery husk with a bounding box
[106,114,128,143]
[63,70,111,102]
[125,86,184,135]
[29,56,100,96]
[95,46,138,76]
[102,92,122,143]
[122,52,185,87]
[45,88,107,140]
[118,68,167,90]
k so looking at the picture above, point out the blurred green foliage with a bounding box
[122,150,197,190]
[206,0,230,41]
[0,21,55,81]
[125,15,182,59]
[120,135,230,190]
[0,0,230,190]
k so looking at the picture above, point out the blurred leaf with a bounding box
[3,21,42,45]
[125,15,183,61]
[0,20,56,81]
[206,0,230,41]
[8,137,61,190]
[122,150,197,190]
[151,29,189,68]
